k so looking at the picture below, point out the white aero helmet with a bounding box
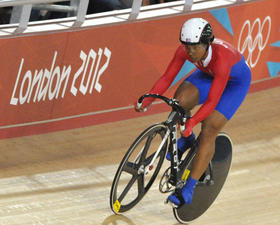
[180,18,214,45]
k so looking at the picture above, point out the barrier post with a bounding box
[10,4,32,33]
[183,0,193,12]
[128,0,142,20]
[72,0,89,27]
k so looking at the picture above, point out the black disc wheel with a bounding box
[173,133,233,223]
[110,124,168,214]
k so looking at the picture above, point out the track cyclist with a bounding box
[135,18,251,206]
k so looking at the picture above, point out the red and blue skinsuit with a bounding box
[141,38,251,136]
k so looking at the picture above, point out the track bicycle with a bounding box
[109,94,232,223]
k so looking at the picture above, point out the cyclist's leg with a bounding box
[173,81,199,115]
[164,81,198,161]
[169,63,250,205]
[189,68,251,180]
[190,110,227,180]
[168,111,228,206]
[165,70,205,161]
[173,69,211,113]
[174,69,212,153]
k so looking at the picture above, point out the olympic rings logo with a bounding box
[238,16,271,68]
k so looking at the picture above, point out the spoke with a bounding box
[140,135,154,162]
[143,134,166,167]
[122,161,137,175]
[118,175,138,202]
[133,146,145,164]
[143,153,155,166]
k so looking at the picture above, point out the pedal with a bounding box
[159,167,175,193]
[198,174,214,186]
[164,197,179,208]
[159,178,174,193]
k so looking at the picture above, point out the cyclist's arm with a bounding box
[141,46,187,108]
[190,59,231,127]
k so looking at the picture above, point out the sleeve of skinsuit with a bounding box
[187,55,232,132]
[141,45,187,108]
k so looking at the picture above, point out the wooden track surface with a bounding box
[0,87,279,225]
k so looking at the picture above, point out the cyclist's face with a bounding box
[185,44,207,62]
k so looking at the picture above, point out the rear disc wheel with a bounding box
[173,133,233,223]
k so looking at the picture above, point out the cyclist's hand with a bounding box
[134,101,147,112]
[182,119,195,137]
[135,105,145,112]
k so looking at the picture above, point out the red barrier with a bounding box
[0,0,279,139]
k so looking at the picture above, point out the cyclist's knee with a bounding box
[201,121,226,142]
[200,123,220,140]
[201,110,227,137]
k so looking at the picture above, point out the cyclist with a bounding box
[135,18,251,206]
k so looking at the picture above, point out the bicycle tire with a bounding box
[110,123,168,214]
[173,132,233,223]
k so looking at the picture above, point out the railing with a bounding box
[0,0,250,35]
[1,0,89,32]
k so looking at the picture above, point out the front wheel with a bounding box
[110,124,168,214]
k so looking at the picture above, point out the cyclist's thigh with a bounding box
[215,80,250,121]
[174,81,199,110]
[202,110,228,137]
[174,69,212,110]
[184,69,213,105]
[215,55,251,120]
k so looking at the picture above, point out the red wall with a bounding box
[0,0,279,138]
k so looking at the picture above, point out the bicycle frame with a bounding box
[138,94,214,189]
[141,114,179,180]
[164,111,182,186]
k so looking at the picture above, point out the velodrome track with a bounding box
[0,87,279,225]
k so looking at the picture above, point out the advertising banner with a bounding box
[0,0,279,138]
